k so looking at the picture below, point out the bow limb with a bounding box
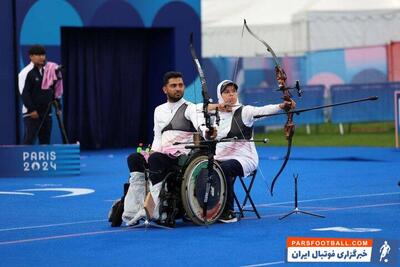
[189,33,213,133]
[244,19,295,196]
[270,136,292,196]
[243,19,281,68]
[189,33,217,224]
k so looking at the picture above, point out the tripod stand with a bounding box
[279,174,325,220]
[33,99,69,144]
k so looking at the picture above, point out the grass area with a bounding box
[254,122,397,147]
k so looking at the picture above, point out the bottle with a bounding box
[136,143,143,154]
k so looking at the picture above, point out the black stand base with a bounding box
[279,174,325,220]
[129,218,172,230]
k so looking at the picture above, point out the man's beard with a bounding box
[167,93,183,103]
[35,60,46,67]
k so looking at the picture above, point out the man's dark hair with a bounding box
[28,45,46,55]
[163,71,183,85]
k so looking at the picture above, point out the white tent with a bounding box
[202,0,400,56]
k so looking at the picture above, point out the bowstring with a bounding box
[232,20,272,194]
[231,22,245,82]
[194,73,200,132]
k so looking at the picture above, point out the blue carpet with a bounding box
[0,147,399,266]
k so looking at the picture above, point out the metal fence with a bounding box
[331,82,400,123]
[241,85,325,126]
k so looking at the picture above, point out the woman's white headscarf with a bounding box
[216,80,240,105]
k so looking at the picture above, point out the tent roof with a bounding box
[202,0,400,27]
[202,0,400,56]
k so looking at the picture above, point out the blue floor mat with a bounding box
[0,147,399,266]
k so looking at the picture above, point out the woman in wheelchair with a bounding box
[213,80,296,223]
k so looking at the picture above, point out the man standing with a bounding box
[19,45,61,145]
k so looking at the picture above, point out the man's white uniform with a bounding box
[151,98,201,156]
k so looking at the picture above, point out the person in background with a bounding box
[18,45,62,144]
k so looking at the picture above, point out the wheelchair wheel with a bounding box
[181,155,227,225]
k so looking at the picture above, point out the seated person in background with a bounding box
[213,80,295,223]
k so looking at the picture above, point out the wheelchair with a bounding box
[158,150,227,227]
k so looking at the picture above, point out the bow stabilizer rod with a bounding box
[254,96,378,119]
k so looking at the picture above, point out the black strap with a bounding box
[226,106,253,140]
[161,103,196,133]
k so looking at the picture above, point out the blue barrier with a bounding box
[331,82,400,123]
[241,85,325,126]
[0,144,80,177]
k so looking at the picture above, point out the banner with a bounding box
[0,144,80,177]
